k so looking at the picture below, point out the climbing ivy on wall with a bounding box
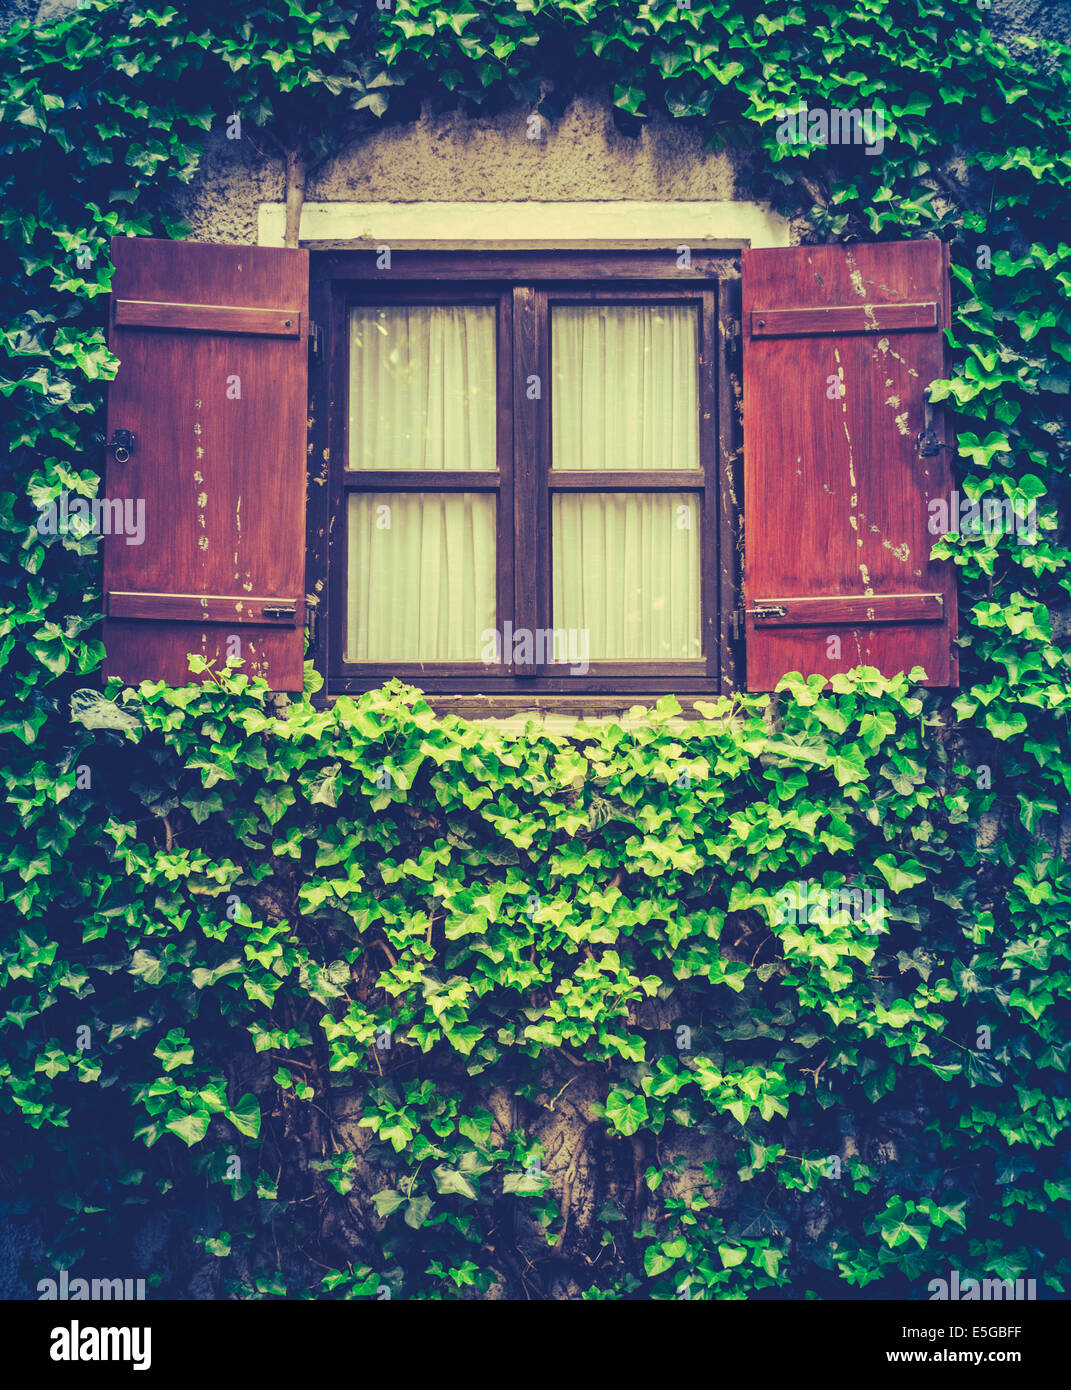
[1,0,1069,1299]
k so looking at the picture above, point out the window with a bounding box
[100,237,955,700]
[313,251,742,705]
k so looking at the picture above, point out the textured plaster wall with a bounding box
[170,94,757,247]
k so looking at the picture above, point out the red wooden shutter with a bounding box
[101,237,309,691]
[741,240,957,691]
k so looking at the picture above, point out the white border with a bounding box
[256,199,791,250]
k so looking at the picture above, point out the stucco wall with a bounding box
[170,94,760,247]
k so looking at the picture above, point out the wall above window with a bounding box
[256,199,792,252]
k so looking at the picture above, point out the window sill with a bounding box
[313,691,739,732]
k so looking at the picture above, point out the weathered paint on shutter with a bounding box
[741,240,957,692]
[102,237,309,691]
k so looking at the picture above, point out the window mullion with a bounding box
[511,284,546,677]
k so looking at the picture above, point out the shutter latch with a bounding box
[92,429,136,463]
[734,605,788,638]
[262,605,297,619]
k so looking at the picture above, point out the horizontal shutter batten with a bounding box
[114,299,303,337]
[107,591,302,625]
[751,594,944,626]
[750,302,937,337]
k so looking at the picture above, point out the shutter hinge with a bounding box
[917,401,950,457]
[308,320,323,365]
[727,317,742,365]
[916,427,949,457]
[305,593,320,652]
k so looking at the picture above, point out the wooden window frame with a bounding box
[308,250,742,712]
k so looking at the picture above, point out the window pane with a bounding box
[348,306,496,470]
[552,493,701,660]
[346,492,496,661]
[551,305,699,471]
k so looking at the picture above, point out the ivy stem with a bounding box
[283,147,307,249]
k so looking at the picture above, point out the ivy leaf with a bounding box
[830,745,869,786]
[985,708,1028,740]
[432,1165,478,1200]
[857,710,897,753]
[404,1194,433,1229]
[604,1087,649,1137]
[503,1171,545,1195]
[611,84,645,115]
[154,1029,194,1071]
[164,1111,210,1147]
[353,91,389,117]
[227,1092,261,1140]
[15,105,45,130]
[191,958,243,989]
[307,763,341,807]
[70,688,140,732]
[873,854,927,893]
[255,785,296,825]
[966,1051,1003,1088]
[957,431,1011,467]
[644,1246,675,1277]
[129,949,167,986]
[458,1108,494,1146]
[878,1198,929,1249]
[372,1188,406,1218]
[756,1247,782,1277]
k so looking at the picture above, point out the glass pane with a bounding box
[348,306,496,470]
[552,304,699,471]
[346,492,496,661]
[552,492,701,660]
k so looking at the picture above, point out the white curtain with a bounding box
[346,305,497,661]
[552,305,699,471]
[553,492,701,660]
[551,306,702,659]
[348,305,496,471]
[345,302,703,664]
[346,492,496,662]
